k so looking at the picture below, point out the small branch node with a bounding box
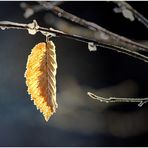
[88,42,97,52]
[27,20,39,35]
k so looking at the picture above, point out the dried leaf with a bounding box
[25,41,58,121]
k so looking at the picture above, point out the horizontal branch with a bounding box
[0,20,104,44]
[87,92,148,107]
[0,20,148,63]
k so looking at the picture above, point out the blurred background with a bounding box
[0,1,148,146]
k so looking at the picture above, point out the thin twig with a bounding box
[0,20,100,43]
[87,92,148,107]
[113,1,148,29]
[0,20,148,63]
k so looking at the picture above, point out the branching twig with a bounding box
[113,1,148,29]
[87,92,148,107]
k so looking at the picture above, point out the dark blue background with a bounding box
[0,1,148,146]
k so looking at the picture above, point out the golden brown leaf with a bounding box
[25,41,58,121]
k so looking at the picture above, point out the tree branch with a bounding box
[87,92,148,107]
[0,20,148,63]
[0,20,107,44]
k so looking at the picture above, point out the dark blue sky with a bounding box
[0,1,148,146]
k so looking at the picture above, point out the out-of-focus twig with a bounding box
[87,92,148,107]
[20,2,64,18]
[113,1,148,29]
